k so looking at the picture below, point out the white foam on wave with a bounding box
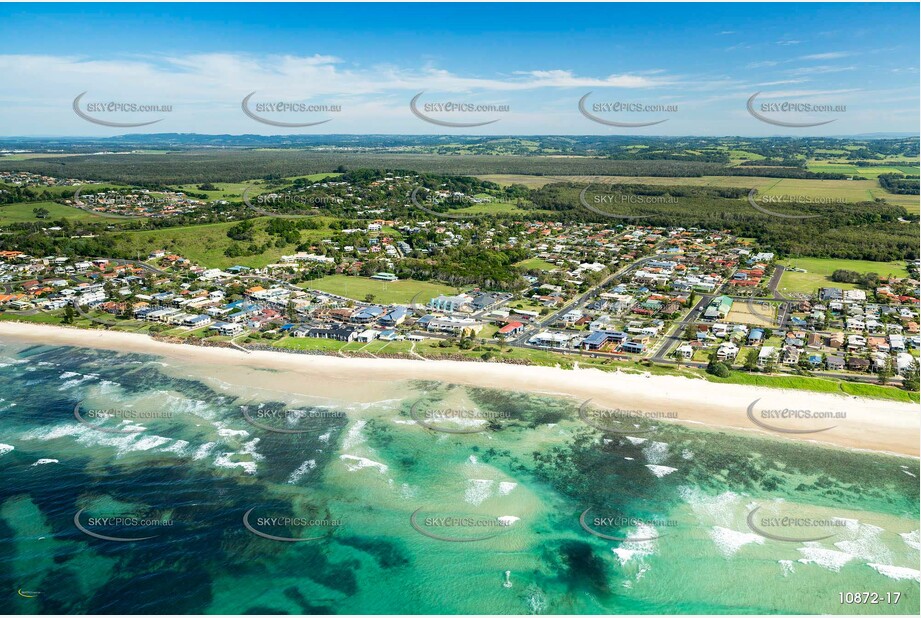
[642,441,669,465]
[625,436,647,445]
[342,420,366,450]
[645,464,677,478]
[58,372,98,391]
[193,442,216,460]
[779,559,796,577]
[867,563,921,582]
[31,458,59,466]
[498,481,518,496]
[497,515,520,525]
[217,427,249,439]
[796,546,854,572]
[709,526,764,558]
[611,524,658,566]
[340,454,388,473]
[903,470,917,478]
[0,444,13,456]
[240,438,264,462]
[160,440,190,455]
[679,487,741,529]
[318,431,331,443]
[287,459,316,484]
[21,422,170,457]
[834,522,891,565]
[465,479,495,506]
[900,529,920,551]
[213,452,258,475]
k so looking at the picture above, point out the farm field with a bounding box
[806,161,919,178]
[476,174,919,212]
[453,199,529,215]
[111,217,334,269]
[171,181,255,201]
[303,274,458,304]
[173,173,342,201]
[0,201,117,224]
[778,257,911,295]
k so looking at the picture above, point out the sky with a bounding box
[0,2,918,137]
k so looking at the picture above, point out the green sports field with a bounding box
[303,274,458,304]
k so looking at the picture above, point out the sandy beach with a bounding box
[2,321,918,457]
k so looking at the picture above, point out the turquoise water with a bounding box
[0,341,918,614]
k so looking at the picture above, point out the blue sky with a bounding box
[1,2,918,136]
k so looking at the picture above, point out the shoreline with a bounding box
[1,321,918,458]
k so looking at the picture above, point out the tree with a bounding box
[903,361,920,392]
[364,293,376,304]
[32,207,50,219]
[877,357,894,385]
[743,349,759,371]
[62,304,75,324]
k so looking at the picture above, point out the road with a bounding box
[652,293,712,361]
[510,246,669,346]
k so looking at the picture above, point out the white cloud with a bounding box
[799,51,852,61]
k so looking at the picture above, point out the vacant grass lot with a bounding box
[112,217,334,269]
[0,201,118,225]
[515,257,558,271]
[778,257,910,295]
[304,274,458,304]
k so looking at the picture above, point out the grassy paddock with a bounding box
[0,201,118,225]
[112,217,334,269]
[778,257,910,295]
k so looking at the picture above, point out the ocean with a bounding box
[0,340,918,614]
